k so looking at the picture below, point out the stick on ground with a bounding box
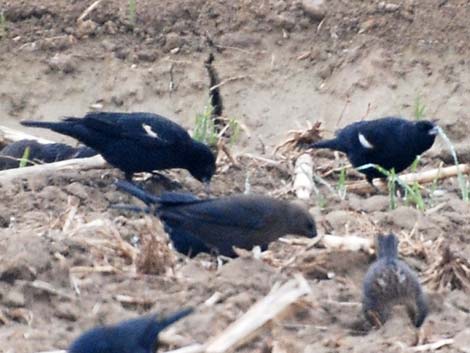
[163,275,311,353]
[347,164,470,194]
[0,124,55,144]
[0,155,108,183]
[293,153,315,200]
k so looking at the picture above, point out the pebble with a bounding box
[302,0,326,20]
[3,290,25,308]
[76,20,97,38]
[378,2,400,12]
[47,53,76,74]
[454,329,470,353]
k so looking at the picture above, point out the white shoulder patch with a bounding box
[358,133,374,149]
[142,124,159,138]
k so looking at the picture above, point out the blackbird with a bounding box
[310,117,439,183]
[0,139,96,170]
[69,308,192,353]
[21,112,216,182]
[362,234,428,328]
[115,180,317,257]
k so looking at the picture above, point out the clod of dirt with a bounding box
[136,49,159,62]
[0,264,36,284]
[163,32,185,52]
[383,206,419,229]
[53,302,80,321]
[3,289,25,308]
[349,195,390,213]
[325,210,361,232]
[38,35,77,51]
[216,257,278,289]
[0,213,10,228]
[76,20,97,38]
[301,0,326,20]
[454,329,470,353]
[136,220,175,275]
[47,53,77,74]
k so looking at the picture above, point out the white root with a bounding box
[293,153,315,200]
[282,235,374,253]
[77,0,103,22]
[409,338,454,352]
[0,124,55,144]
[0,155,108,183]
[320,234,373,253]
[163,275,311,353]
[346,164,470,194]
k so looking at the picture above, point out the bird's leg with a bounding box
[366,176,382,194]
[150,171,181,188]
[365,309,383,328]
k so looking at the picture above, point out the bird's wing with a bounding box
[353,122,388,151]
[158,192,201,204]
[351,117,406,151]
[160,199,268,230]
[81,112,175,147]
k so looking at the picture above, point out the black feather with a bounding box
[114,181,317,257]
[310,117,438,183]
[0,139,97,170]
[21,112,216,182]
[68,308,193,353]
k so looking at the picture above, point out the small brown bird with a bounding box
[115,181,317,257]
[362,234,428,328]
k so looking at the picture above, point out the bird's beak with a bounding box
[429,126,440,136]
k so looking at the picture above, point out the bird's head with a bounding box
[415,120,440,136]
[286,201,317,238]
[412,119,439,153]
[187,141,216,184]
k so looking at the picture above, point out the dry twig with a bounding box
[409,338,454,352]
[422,240,470,292]
[0,155,109,183]
[274,121,323,156]
[346,164,470,194]
[293,153,315,200]
[77,0,103,22]
[0,124,54,144]
[163,275,311,353]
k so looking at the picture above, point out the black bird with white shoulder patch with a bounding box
[21,112,216,182]
[114,180,317,258]
[69,308,192,353]
[309,117,439,183]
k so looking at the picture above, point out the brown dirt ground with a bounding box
[0,0,470,352]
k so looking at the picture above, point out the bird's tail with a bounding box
[376,233,399,259]
[157,308,193,330]
[205,53,223,119]
[21,120,63,129]
[309,138,347,153]
[115,180,161,205]
[141,308,193,350]
[111,203,150,213]
[21,117,82,136]
[115,180,200,206]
